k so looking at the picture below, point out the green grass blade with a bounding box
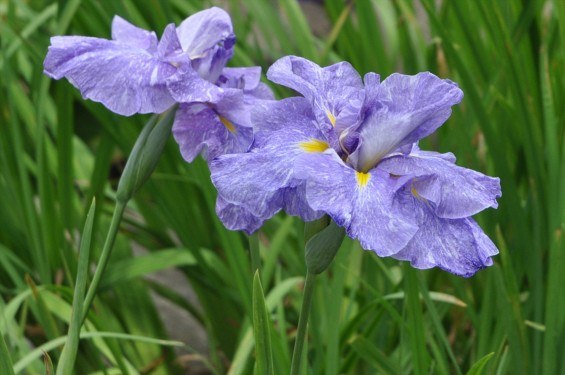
[99,248,197,289]
[252,271,274,375]
[56,199,96,375]
[349,335,399,374]
[278,0,317,60]
[0,333,16,375]
[417,274,462,375]
[228,277,303,375]
[403,266,429,375]
[13,332,183,374]
[466,352,495,375]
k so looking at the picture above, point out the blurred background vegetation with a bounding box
[1,0,564,374]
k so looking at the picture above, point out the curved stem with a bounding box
[290,270,316,375]
[81,199,127,323]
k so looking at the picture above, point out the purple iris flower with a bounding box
[44,16,185,116]
[44,7,272,161]
[169,65,273,162]
[212,56,501,276]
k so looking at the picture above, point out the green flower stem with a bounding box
[80,107,174,323]
[81,199,127,323]
[290,270,316,375]
[249,232,261,277]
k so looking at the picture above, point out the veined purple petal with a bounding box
[44,34,179,116]
[391,185,498,277]
[245,82,275,101]
[166,64,228,103]
[378,150,501,218]
[169,66,266,126]
[267,56,364,139]
[216,196,266,234]
[111,16,157,51]
[157,23,187,63]
[172,102,253,162]
[283,185,324,222]
[177,7,235,82]
[251,97,316,146]
[351,72,463,172]
[294,151,419,256]
[210,117,326,220]
[211,151,285,218]
[219,67,262,90]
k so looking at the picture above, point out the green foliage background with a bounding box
[1,0,564,374]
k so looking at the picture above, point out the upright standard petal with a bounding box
[267,56,364,138]
[378,150,501,219]
[177,7,235,82]
[351,72,463,172]
[294,151,419,256]
[111,16,157,50]
[390,184,499,277]
[44,24,185,116]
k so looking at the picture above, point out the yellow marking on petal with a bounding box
[218,115,236,133]
[327,110,336,127]
[299,139,329,153]
[356,171,370,188]
[411,183,429,204]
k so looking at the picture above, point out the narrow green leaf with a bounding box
[465,352,495,375]
[56,199,96,375]
[13,332,183,374]
[25,276,60,343]
[417,274,462,375]
[229,277,303,375]
[403,266,430,375]
[278,0,317,60]
[349,335,399,374]
[99,248,197,289]
[0,333,16,375]
[252,271,274,375]
[56,0,84,34]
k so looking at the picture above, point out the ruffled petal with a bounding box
[177,7,235,82]
[378,151,501,218]
[215,196,267,234]
[210,151,286,218]
[210,116,326,219]
[166,64,227,103]
[245,82,275,101]
[283,185,324,222]
[172,103,253,162]
[251,97,317,145]
[111,15,157,51]
[351,72,463,171]
[219,67,262,90]
[44,35,177,116]
[267,56,364,141]
[391,185,498,277]
[157,23,187,63]
[294,151,419,256]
